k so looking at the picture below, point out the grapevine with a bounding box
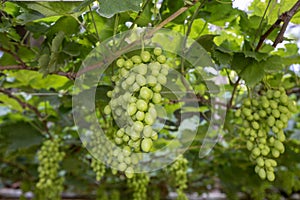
[237,87,297,181]
[36,138,65,200]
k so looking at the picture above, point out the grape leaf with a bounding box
[240,61,265,86]
[0,122,43,151]
[97,0,142,18]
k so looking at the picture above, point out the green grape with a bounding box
[136,99,148,112]
[133,121,144,133]
[136,74,147,86]
[104,105,111,115]
[152,93,162,104]
[127,103,137,116]
[143,125,153,138]
[139,87,153,100]
[124,60,134,69]
[141,138,153,152]
[141,51,151,62]
[147,75,157,86]
[131,55,142,64]
[116,58,125,68]
[134,63,148,75]
[144,112,154,125]
[153,47,162,56]
[258,168,266,179]
[136,111,145,121]
[157,55,166,63]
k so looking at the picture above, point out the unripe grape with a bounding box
[141,138,153,152]
[258,168,266,179]
[272,109,280,118]
[136,74,146,86]
[133,121,144,133]
[272,149,280,158]
[126,75,135,85]
[116,58,125,67]
[115,136,123,144]
[153,47,162,56]
[258,110,267,118]
[151,131,158,140]
[140,87,153,100]
[252,147,261,157]
[152,93,162,104]
[104,105,111,115]
[280,94,288,104]
[269,100,278,109]
[136,111,145,121]
[124,60,134,69]
[246,141,254,150]
[131,55,142,64]
[136,99,148,112]
[144,112,154,125]
[267,116,275,127]
[252,121,260,130]
[256,157,264,167]
[141,51,151,62]
[147,75,157,86]
[277,131,286,142]
[267,171,275,181]
[157,55,166,63]
[125,167,134,178]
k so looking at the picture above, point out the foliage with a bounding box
[0,0,300,199]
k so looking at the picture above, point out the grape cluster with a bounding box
[103,48,170,176]
[168,155,188,200]
[127,173,150,200]
[36,138,65,199]
[91,157,106,181]
[237,87,297,181]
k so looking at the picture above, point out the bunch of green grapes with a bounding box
[127,173,150,200]
[103,47,170,176]
[168,155,188,200]
[237,87,297,181]
[91,158,106,181]
[36,138,65,199]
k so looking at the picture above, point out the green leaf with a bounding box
[213,49,232,65]
[0,122,43,151]
[97,0,142,18]
[262,55,284,73]
[0,94,23,112]
[47,16,79,36]
[51,31,65,52]
[196,34,218,52]
[230,53,253,72]
[26,2,81,17]
[132,1,154,26]
[240,61,265,86]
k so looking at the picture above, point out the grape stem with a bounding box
[255,0,300,51]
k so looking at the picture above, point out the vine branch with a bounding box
[0,87,49,133]
[255,0,300,51]
[0,46,26,68]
